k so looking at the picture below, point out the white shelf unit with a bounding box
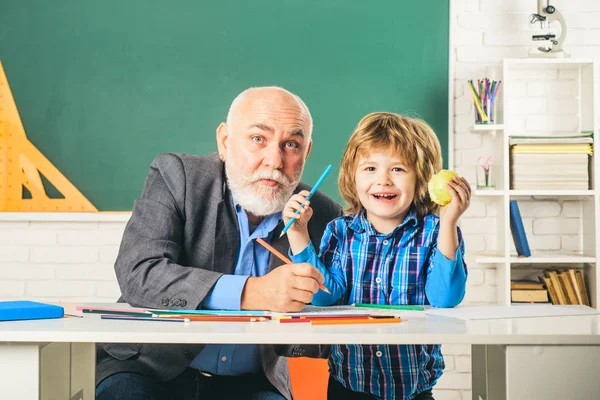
[472,58,600,308]
[472,124,505,133]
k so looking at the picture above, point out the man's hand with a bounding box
[240,263,324,312]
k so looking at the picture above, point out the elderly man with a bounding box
[96,87,342,400]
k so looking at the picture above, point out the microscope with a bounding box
[529,0,568,57]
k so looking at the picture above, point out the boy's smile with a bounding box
[355,149,416,234]
[372,192,398,201]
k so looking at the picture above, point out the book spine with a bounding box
[509,200,531,257]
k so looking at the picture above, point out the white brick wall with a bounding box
[446,0,599,398]
[0,1,598,398]
[0,219,125,303]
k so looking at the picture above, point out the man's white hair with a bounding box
[225,86,313,136]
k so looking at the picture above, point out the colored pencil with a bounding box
[302,315,372,320]
[255,237,330,294]
[101,315,189,323]
[279,315,372,323]
[467,81,488,123]
[352,303,424,311]
[159,315,268,322]
[311,317,402,326]
[82,309,153,317]
[278,318,311,324]
[154,309,268,316]
[278,318,311,323]
[280,165,333,237]
[76,305,148,313]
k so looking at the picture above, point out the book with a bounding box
[509,137,594,145]
[567,270,584,305]
[0,301,64,321]
[540,269,590,306]
[511,289,549,303]
[558,272,577,304]
[539,276,559,305]
[545,271,566,305]
[575,271,590,306]
[509,200,531,257]
[511,280,544,290]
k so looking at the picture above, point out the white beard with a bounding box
[225,161,301,217]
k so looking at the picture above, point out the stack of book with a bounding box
[538,269,590,306]
[512,269,591,305]
[509,134,593,190]
[511,280,549,303]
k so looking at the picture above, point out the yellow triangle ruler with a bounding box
[0,61,97,212]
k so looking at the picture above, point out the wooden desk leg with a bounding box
[0,343,42,399]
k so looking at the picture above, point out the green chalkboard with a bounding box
[0,1,449,210]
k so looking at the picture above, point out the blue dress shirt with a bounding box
[189,201,281,375]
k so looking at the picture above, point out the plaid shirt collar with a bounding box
[349,207,419,239]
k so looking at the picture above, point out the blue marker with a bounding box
[280,164,333,237]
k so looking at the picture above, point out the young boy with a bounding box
[283,112,471,400]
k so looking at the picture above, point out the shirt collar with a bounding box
[232,198,282,239]
[349,207,419,236]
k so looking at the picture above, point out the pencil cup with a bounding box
[484,99,497,124]
[469,78,500,125]
[476,164,495,190]
[473,102,496,125]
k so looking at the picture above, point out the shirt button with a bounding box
[375,277,382,284]
[376,351,382,357]
[221,356,227,362]
[383,240,389,245]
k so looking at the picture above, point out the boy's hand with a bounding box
[283,190,313,233]
[440,176,471,224]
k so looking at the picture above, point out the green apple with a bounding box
[428,169,459,206]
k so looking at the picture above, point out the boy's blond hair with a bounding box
[338,112,442,218]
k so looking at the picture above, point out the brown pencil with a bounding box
[255,237,330,294]
[311,317,402,326]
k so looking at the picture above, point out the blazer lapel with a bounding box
[268,222,289,272]
[212,194,239,275]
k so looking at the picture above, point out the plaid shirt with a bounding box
[291,208,467,399]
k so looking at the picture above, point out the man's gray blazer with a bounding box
[96,152,343,399]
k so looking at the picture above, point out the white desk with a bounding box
[1,308,600,400]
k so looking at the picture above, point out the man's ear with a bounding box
[216,122,228,160]
[305,139,313,160]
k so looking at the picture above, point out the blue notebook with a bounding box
[0,301,64,321]
[509,200,531,257]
